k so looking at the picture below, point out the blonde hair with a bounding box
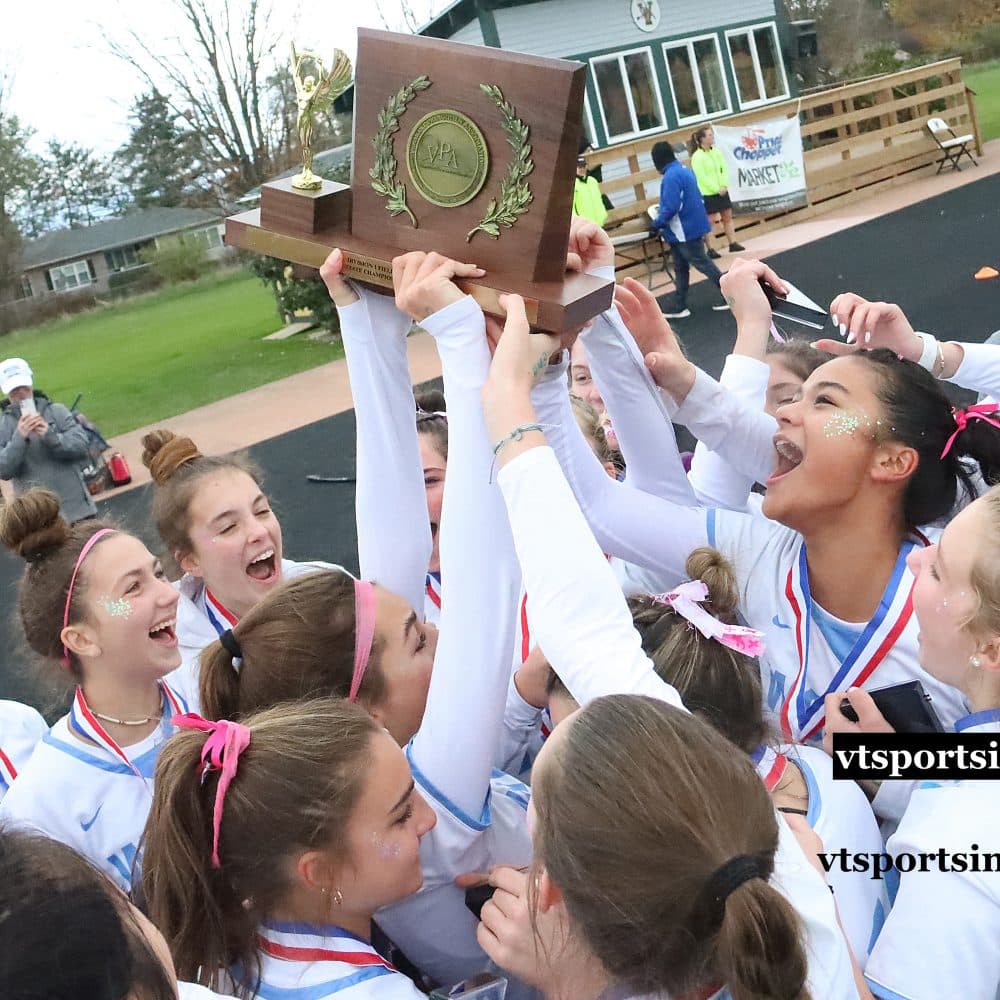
[966,485,1000,640]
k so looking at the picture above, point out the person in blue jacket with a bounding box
[650,142,726,320]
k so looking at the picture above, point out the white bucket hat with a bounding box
[0,358,33,395]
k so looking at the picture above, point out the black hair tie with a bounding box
[690,854,767,936]
[219,628,243,667]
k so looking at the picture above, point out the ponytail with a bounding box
[142,699,377,995]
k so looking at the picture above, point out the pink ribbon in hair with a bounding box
[652,580,766,657]
[940,403,1000,459]
[172,713,251,868]
[350,579,377,702]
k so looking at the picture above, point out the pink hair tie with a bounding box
[653,580,766,657]
[350,579,377,702]
[940,403,1000,459]
[61,528,117,668]
[172,713,252,868]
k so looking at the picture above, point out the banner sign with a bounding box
[713,117,807,214]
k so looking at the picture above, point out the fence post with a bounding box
[965,85,983,157]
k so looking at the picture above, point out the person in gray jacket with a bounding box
[0,358,97,523]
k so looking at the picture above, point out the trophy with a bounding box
[226,30,614,333]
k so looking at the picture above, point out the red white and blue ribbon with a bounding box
[204,589,239,637]
[424,573,442,611]
[257,922,396,971]
[68,681,185,781]
[0,748,18,793]
[779,536,925,741]
[751,744,789,792]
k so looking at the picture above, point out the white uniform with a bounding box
[0,682,187,892]
[169,558,343,713]
[497,444,859,1000]
[0,700,48,798]
[756,742,888,962]
[227,922,425,999]
[341,292,533,997]
[864,713,1000,999]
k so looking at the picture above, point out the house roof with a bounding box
[238,144,354,205]
[21,207,222,271]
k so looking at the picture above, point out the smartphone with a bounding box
[19,396,36,417]
[839,680,946,734]
[759,278,829,331]
[464,884,497,921]
[429,974,507,999]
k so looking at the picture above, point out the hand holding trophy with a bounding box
[290,44,353,191]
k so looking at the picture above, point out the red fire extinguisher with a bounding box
[107,451,132,487]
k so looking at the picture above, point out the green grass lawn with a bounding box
[966,60,1000,143]
[2,270,343,437]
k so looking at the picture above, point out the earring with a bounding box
[333,888,344,906]
[971,655,982,669]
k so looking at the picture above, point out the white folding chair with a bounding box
[926,117,977,174]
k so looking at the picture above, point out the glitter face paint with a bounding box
[823,412,868,438]
[98,595,133,619]
[370,831,400,860]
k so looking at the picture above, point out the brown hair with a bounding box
[415,389,448,463]
[765,339,828,383]
[688,125,714,156]
[141,429,263,571]
[200,570,385,721]
[629,547,766,754]
[0,488,118,678]
[570,395,623,476]
[532,695,809,1000]
[141,698,378,996]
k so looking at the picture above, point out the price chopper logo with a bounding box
[735,128,783,161]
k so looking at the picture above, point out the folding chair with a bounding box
[608,205,674,289]
[927,117,977,174]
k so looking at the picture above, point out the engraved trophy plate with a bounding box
[406,110,489,208]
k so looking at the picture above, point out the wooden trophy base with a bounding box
[226,178,613,334]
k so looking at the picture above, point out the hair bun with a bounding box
[684,546,740,621]
[0,488,72,563]
[141,430,202,485]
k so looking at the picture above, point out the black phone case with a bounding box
[839,680,945,734]
[464,884,497,921]
[759,279,829,330]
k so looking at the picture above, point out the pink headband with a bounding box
[350,579,377,702]
[941,403,1000,459]
[61,528,117,668]
[172,713,252,868]
[653,581,766,657]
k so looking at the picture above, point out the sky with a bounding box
[2,0,449,155]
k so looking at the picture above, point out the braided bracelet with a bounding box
[493,423,548,457]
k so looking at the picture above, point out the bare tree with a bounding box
[104,0,288,202]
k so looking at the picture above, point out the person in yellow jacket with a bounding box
[573,154,608,226]
[689,125,744,258]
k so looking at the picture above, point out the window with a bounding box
[104,245,141,272]
[47,260,94,294]
[726,24,789,108]
[663,35,731,124]
[16,275,33,300]
[185,226,223,250]
[591,48,665,142]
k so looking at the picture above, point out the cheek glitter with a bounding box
[823,413,867,438]
[370,831,401,860]
[98,596,133,619]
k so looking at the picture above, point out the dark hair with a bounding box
[533,696,809,1000]
[142,699,378,996]
[765,339,828,383]
[0,488,119,679]
[651,141,676,172]
[628,547,766,754]
[0,828,176,1000]
[141,429,264,572]
[856,350,1000,527]
[415,389,448,462]
[688,125,713,156]
[200,570,385,721]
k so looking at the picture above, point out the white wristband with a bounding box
[914,332,939,373]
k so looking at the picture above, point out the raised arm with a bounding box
[394,255,522,821]
[321,250,430,615]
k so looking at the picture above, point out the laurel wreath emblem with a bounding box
[370,75,432,227]
[466,84,534,242]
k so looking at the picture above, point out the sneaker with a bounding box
[711,302,731,311]
[729,242,746,252]
[663,306,691,319]
[707,247,722,259]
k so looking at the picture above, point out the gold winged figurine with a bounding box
[290,44,353,190]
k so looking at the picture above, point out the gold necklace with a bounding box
[91,710,158,726]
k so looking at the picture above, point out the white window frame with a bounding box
[185,225,223,250]
[662,33,732,125]
[589,46,667,143]
[105,245,142,273]
[724,22,789,109]
[48,259,94,294]
[18,274,33,300]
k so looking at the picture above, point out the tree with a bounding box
[105,0,289,201]
[116,90,211,208]
[0,81,37,303]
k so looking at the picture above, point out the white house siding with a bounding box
[492,0,777,60]
[450,19,485,45]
